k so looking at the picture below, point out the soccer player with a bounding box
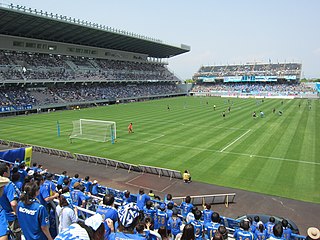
[128,122,133,133]
[252,111,257,118]
[222,111,226,118]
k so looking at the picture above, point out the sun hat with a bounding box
[118,202,140,228]
[307,227,320,240]
[84,214,104,231]
[0,176,9,187]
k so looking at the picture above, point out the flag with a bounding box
[0,147,33,167]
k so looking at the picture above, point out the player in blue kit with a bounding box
[180,195,193,219]
[136,188,150,210]
[202,203,213,228]
[17,182,53,240]
[191,210,204,240]
[205,212,222,240]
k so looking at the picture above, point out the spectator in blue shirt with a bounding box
[108,203,145,240]
[136,188,150,210]
[17,182,53,240]
[265,217,276,238]
[122,190,132,206]
[191,210,204,240]
[281,220,292,240]
[96,193,118,239]
[56,171,67,190]
[180,195,193,219]
[0,163,21,239]
[90,180,99,196]
[203,203,213,228]
[269,223,285,240]
[69,173,81,191]
[0,176,10,240]
[168,209,182,239]
[234,220,254,240]
[255,222,268,240]
[83,176,92,193]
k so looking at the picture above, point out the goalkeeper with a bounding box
[128,123,133,134]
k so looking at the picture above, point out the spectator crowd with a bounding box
[0,159,317,240]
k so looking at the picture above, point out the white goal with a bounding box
[70,119,116,142]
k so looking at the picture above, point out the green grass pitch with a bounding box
[0,96,319,203]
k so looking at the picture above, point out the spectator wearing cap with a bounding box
[96,194,118,239]
[205,212,221,240]
[17,182,54,240]
[70,174,81,191]
[0,175,10,240]
[233,220,254,240]
[136,188,150,210]
[268,223,285,240]
[108,202,144,240]
[55,213,106,240]
[168,209,182,239]
[281,219,292,240]
[155,203,167,230]
[0,163,21,239]
[306,227,320,240]
[56,192,78,233]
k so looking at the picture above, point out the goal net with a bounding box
[70,119,116,142]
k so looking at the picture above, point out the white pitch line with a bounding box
[145,134,165,143]
[220,129,251,152]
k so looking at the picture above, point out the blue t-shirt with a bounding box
[38,183,50,207]
[96,205,118,238]
[0,207,9,237]
[17,199,50,240]
[202,209,213,227]
[57,175,67,186]
[155,209,167,230]
[255,229,268,240]
[55,223,90,240]
[43,180,56,197]
[91,184,99,195]
[168,217,182,236]
[83,181,92,193]
[192,219,204,240]
[109,231,147,240]
[0,181,20,222]
[282,227,292,240]
[70,177,81,190]
[233,229,254,240]
[180,202,193,218]
[70,190,86,207]
[143,207,156,222]
[205,222,221,240]
[136,194,150,210]
[18,169,28,184]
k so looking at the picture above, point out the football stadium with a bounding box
[0,3,319,240]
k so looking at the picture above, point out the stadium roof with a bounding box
[0,4,190,58]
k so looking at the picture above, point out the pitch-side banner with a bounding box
[0,147,32,167]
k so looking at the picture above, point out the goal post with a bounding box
[70,119,116,143]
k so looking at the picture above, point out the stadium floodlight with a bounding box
[70,119,116,143]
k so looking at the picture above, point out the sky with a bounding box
[2,0,320,80]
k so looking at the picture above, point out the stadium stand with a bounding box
[191,63,319,99]
[0,3,190,115]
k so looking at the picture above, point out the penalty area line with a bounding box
[220,129,251,152]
